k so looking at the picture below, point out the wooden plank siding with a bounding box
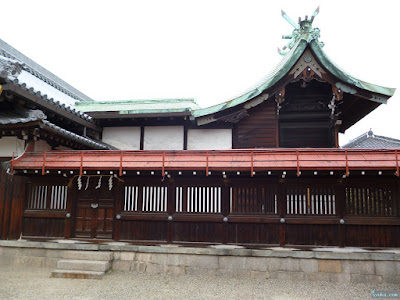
[2,175,399,248]
[0,168,26,240]
[233,100,278,148]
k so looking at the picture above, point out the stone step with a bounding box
[57,259,111,272]
[51,269,105,280]
[62,251,113,261]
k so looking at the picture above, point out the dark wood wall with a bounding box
[278,80,334,148]
[0,168,26,240]
[3,174,400,248]
[233,100,278,148]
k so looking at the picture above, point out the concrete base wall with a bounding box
[1,241,399,284]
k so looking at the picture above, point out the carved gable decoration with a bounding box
[289,50,325,81]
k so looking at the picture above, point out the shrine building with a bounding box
[0,9,398,248]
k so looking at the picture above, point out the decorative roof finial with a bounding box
[278,7,324,56]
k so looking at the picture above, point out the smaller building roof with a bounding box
[76,99,199,116]
[343,130,400,149]
[0,108,111,150]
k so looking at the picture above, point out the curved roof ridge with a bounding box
[193,38,307,118]
[310,41,396,97]
[0,39,93,102]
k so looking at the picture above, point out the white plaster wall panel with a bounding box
[144,126,184,150]
[187,129,232,150]
[0,137,25,157]
[102,127,141,150]
[55,146,73,150]
[34,139,52,152]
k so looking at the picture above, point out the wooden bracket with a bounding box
[251,150,254,177]
[42,151,46,175]
[162,152,165,176]
[80,151,83,176]
[275,87,285,104]
[119,151,123,176]
[301,67,315,82]
[10,152,14,174]
[206,151,209,176]
[332,85,344,101]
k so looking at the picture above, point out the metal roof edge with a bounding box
[310,40,396,98]
[75,98,198,106]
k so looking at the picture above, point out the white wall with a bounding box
[34,139,52,152]
[187,129,232,150]
[102,127,141,150]
[144,126,184,150]
[0,137,25,157]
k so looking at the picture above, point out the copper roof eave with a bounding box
[10,148,400,177]
[87,110,192,119]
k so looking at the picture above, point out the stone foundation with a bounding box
[1,240,399,284]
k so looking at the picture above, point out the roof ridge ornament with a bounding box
[278,7,324,56]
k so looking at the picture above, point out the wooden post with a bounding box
[113,180,122,241]
[167,178,175,243]
[8,175,26,240]
[65,179,75,239]
[183,123,188,150]
[278,178,286,246]
[140,126,145,150]
[335,178,346,247]
[222,179,230,244]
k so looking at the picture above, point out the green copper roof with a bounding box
[310,41,395,98]
[75,9,395,121]
[193,39,307,118]
[194,9,395,118]
[76,99,199,114]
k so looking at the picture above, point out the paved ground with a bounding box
[0,265,398,300]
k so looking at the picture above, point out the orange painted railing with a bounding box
[10,148,400,176]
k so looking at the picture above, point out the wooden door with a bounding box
[75,178,114,239]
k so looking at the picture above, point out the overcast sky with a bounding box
[1,0,399,145]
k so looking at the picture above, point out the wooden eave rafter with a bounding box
[2,83,102,133]
[0,122,99,150]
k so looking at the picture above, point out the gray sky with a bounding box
[1,0,399,145]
